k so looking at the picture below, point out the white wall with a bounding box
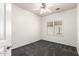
[41,8,77,47]
[0,3,4,40]
[12,5,41,49]
[77,4,79,55]
[12,4,77,49]
[5,3,12,56]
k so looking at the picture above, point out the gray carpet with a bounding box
[12,40,78,56]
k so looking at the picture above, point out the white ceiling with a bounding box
[14,3,77,16]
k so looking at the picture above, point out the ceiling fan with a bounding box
[34,3,52,15]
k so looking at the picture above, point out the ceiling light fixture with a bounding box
[34,3,52,15]
[56,8,60,10]
[40,3,51,14]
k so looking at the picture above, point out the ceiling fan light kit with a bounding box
[34,3,52,15]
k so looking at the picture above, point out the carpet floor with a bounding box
[12,40,78,56]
